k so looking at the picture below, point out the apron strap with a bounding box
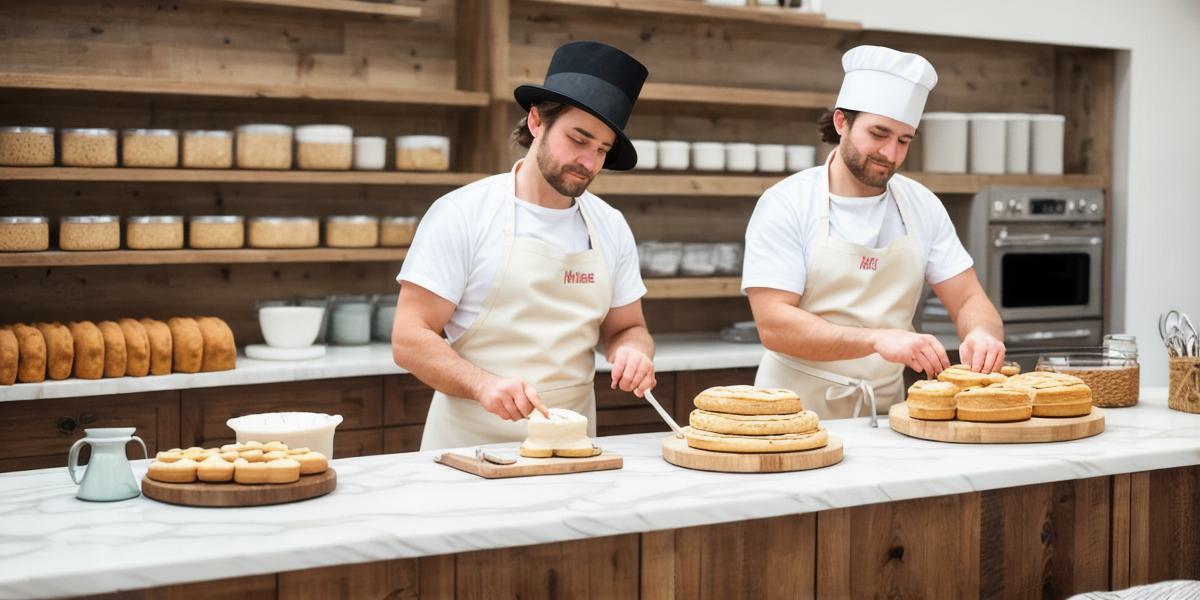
[780,359,880,428]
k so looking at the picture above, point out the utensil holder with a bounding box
[1168,357,1200,414]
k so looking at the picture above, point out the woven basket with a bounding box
[1167,357,1200,414]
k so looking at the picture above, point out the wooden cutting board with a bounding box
[661,434,844,473]
[141,469,337,507]
[888,403,1105,443]
[434,450,622,479]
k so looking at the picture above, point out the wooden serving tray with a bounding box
[662,434,844,473]
[888,404,1105,443]
[434,450,622,479]
[141,469,337,507]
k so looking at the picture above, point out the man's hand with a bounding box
[872,329,951,377]
[959,328,1006,374]
[609,346,656,397]
[476,376,549,421]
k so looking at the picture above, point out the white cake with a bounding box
[519,408,598,458]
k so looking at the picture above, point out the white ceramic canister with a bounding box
[968,113,1008,175]
[631,139,657,170]
[724,143,756,172]
[691,142,725,171]
[756,144,785,173]
[353,136,387,170]
[785,145,816,172]
[1004,114,1032,174]
[919,112,968,173]
[657,140,690,170]
[1030,114,1066,175]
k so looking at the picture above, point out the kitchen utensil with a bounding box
[888,403,1105,443]
[434,449,622,479]
[475,447,517,465]
[259,306,324,348]
[1159,310,1198,357]
[68,427,147,502]
[643,388,685,439]
[661,434,843,473]
[142,469,336,507]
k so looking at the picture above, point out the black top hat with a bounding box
[514,41,648,171]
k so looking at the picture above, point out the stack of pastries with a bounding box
[905,363,1093,423]
[0,316,235,385]
[146,441,328,485]
[683,385,828,453]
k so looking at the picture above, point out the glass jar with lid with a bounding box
[0,216,50,251]
[127,215,184,249]
[247,216,319,248]
[327,295,372,346]
[182,130,233,169]
[60,215,121,251]
[189,215,245,249]
[325,215,379,248]
[1103,334,1138,360]
[60,128,118,167]
[1036,351,1139,408]
[0,126,55,166]
[122,129,179,168]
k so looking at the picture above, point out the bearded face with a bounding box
[536,137,596,198]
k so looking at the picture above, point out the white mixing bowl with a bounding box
[258,306,324,348]
[226,412,343,458]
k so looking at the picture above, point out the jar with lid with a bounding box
[325,215,379,248]
[296,296,332,344]
[1036,351,1139,408]
[353,136,387,170]
[60,128,118,167]
[60,215,120,251]
[247,216,319,248]
[295,125,353,170]
[182,130,233,169]
[236,124,293,170]
[328,295,372,346]
[379,216,418,247]
[1103,334,1138,360]
[122,129,179,168]
[127,215,184,249]
[0,216,50,251]
[680,243,717,276]
[372,293,396,342]
[0,126,55,166]
[189,215,245,249]
[395,135,450,171]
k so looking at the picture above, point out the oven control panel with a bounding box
[981,187,1105,222]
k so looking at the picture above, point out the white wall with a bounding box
[822,0,1200,385]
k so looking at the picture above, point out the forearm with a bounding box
[953,292,1004,340]
[757,303,879,361]
[602,323,654,362]
[392,325,495,401]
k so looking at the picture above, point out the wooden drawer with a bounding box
[383,424,425,454]
[383,374,434,426]
[0,391,180,473]
[180,376,383,447]
[594,372,676,410]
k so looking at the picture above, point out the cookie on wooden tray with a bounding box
[938,364,1007,389]
[97,320,127,378]
[10,324,46,383]
[954,384,1033,422]
[196,316,236,372]
[118,318,150,377]
[148,457,199,484]
[292,451,328,475]
[1004,371,1092,417]
[689,409,819,436]
[197,454,235,483]
[140,318,173,376]
[692,385,803,415]
[233,458,269,484]
[266,458,301,484]
[68,321,105,380]
[1000,362,1022,377]
[905,379,960,420]
[36,322,74,381]
[0,326,18,386]
[167,317,203,374]
[682,426,828,454]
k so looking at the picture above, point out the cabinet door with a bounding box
[0,391,180,473]
[383,424,425,454]
[594,373,676,437]
[383,374,433,426]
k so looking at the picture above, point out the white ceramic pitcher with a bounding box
[67,427,148,502]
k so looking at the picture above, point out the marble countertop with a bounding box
[0,333,765,403]
[1,389,1197,599]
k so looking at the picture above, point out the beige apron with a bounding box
[755,151,925,424]
[420,174,612,451]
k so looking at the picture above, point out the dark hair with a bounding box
[511,101,571,148]
[817,108,860,144]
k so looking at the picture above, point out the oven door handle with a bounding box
[1007,328,1095,343]
[993,234,1102,248]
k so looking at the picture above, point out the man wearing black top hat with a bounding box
[392,41,657,450]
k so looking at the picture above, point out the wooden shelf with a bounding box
[518,0,861,30]
[644,277,741,299]
[0,167,489,186]
[589,172,1108,197]
[0,73,489,108]
[0,248,408,268]
[509,79,835,111]
[217,0,421,19]
[905,172,1108,194]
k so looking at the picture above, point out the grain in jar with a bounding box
[236,124,293,170]
[182,130,233,169]
[121,129,179,168]
[379,216,418,247]
[60,128,118,167]
[296,125,353,170]
[1036,352,1139,408]
[60,215,120,251]
[325,215,379,248]
[0,216,50,251]
[395,135,450,171]
[247,216,319,249]
[189,215,244,249]
[127,215,184,250]
[0,126,55,166]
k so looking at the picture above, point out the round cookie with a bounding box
[955,384,1033,422]
[147,457,198,484]
[195,316,236,372]
[938,365,1008,389]
[682,426,829,454]
[36,322,74,381]
[0,326,17,386]
[905,379,960,420]
[266,458,301,484]
[1000,362,1022,377]
[239,449,265,462]
[693,385,803,415]
[10,324,46,383]
[97,320,127,378]
[197,455,235,483]
[234,458,269,485]
[140,318,173,376]
[68,321,104,380]
[689,409,819,436]
[117,318,150,377]
[167,317,203,374]
[1004,371,1092,417]
[292,451,328,475]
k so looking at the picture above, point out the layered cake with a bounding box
[684,386,827,453]
[905,380,960,420]
[1003,371,1093,417]
[954,383,1034,422]
[519,408,600,458]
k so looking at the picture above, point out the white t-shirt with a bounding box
[742,166,973,295]
[398,162,646,343]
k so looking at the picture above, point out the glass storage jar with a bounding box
[1036,351,1139,408]
[60,128,118,167]
[0,216,50,251]
[182,130,233,169]
[236,124,293,170]
[121,129,179,168]
[295,124,353,170]
[126,215,184,250]
[372,294,396,342]
[395,135,450,171]
[379,216,418,247]
[189,215,245,249]
[247,216,319,249]
[353,136,387,170]
[328,295,372,346]
[0,126,55,166]
[325,215,379,248]
[60,215,120,251]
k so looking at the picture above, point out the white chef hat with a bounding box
[834,45,938,128]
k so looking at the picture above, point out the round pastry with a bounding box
[262,441,288,453]
[239,449,265,462]
[68,321,105,380]
[182,449,212,463]
[242,440,264,450]
[1004,372,1092,417]
[117,318,150,377]
[286,447,310,455]
[197,454,236,483]
[233,458,269,484]
[1000,362,1022,377]
[938,365,1007,389]
[220,443,244,453]
[140,318,173,376]
[955,384,1033,422]
[167,317,203,374]
[262,450,287,462]
[155,450,182,462]
[266,458,301,484]
[692,385,803,415]
[0,326,18,386]
[682,426,828,454]
[35,322,74,381]
[220,450,240,462]
[11,324,46,383]
[905,379,960,420]
[689,409,819,436]
[147,457,198,484]
[195,316,236,372]
[292,451,328,475]
[96,320,127,378]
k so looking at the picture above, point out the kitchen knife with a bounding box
[643,388,686,439]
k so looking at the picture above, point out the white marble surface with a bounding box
[0,333,765,403]
[1,389,1197,599]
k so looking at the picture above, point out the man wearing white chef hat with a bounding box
[743,45,1006,421]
